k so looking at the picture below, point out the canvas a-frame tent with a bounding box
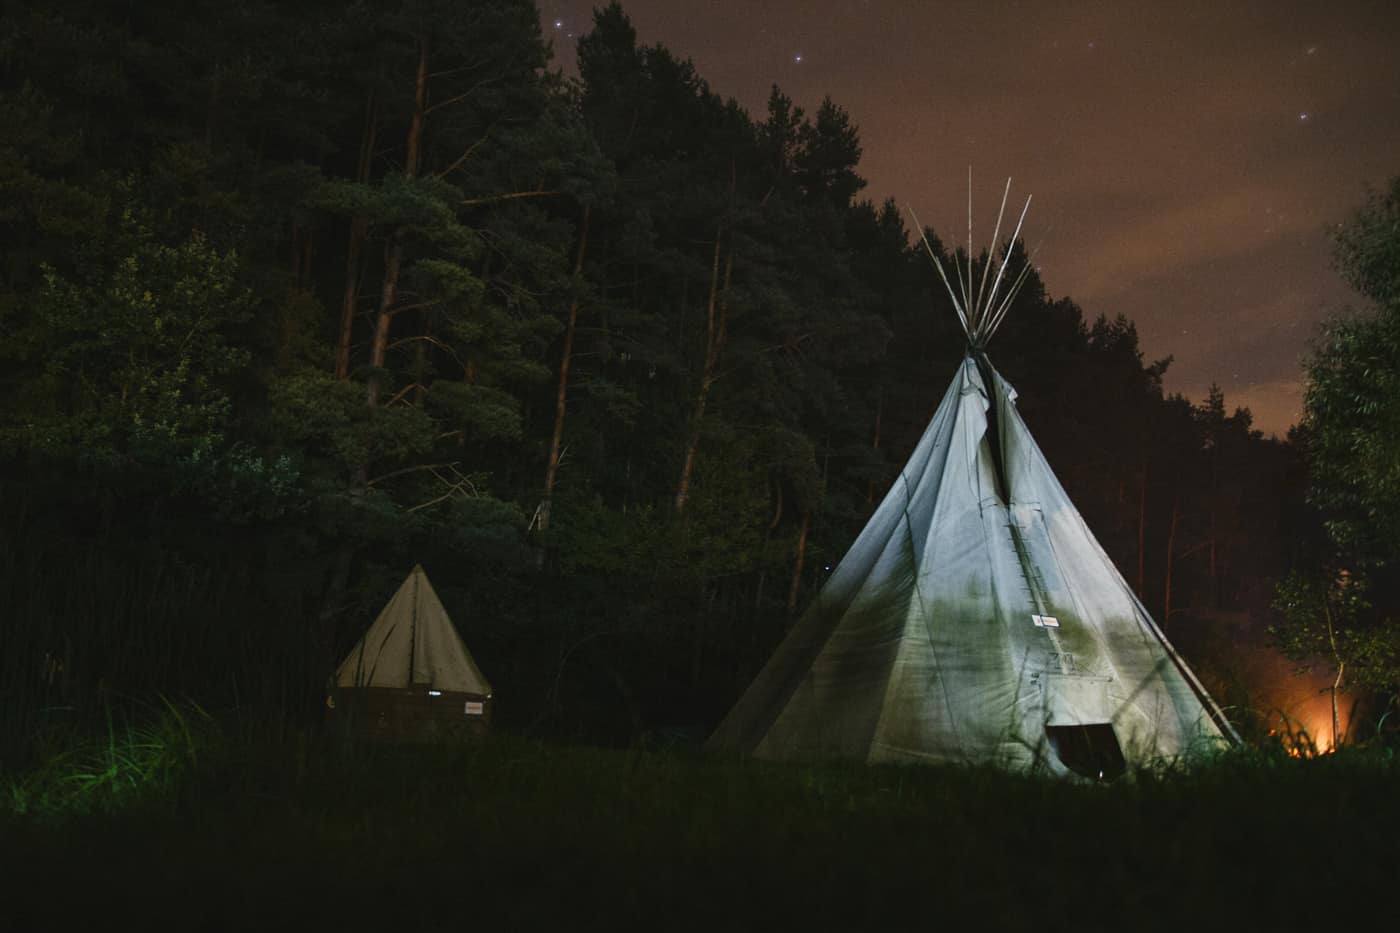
[708,180,1236,778]
[328,564,493,741]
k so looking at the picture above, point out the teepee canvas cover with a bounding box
[328,565,492,741]
[708,182,1234,776]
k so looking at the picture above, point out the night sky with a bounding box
[539,0,1400,436]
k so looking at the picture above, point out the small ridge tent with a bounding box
[328,564,492,741]
[708,180,1236,777]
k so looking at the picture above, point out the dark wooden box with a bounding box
[326,686,492,743]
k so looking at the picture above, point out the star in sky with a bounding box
[536,0,1399,436]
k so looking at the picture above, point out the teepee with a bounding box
[708,179,1236,777]
[328,564,493,741]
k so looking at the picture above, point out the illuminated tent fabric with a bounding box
[708,180,1235,775]
[335,565,491,695]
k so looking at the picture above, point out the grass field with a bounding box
[2,704,1394,931]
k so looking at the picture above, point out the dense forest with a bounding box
[4,0,1382,750]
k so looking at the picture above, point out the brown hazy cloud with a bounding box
[541,0,1400,435]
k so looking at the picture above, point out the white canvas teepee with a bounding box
[708,180,1235,776]
[330,565,492,740]
[335,564,491,695]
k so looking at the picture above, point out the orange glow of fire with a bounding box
[1268,712,1340,758]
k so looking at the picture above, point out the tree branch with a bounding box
[386,299,443,318]
[461,189,560,208]
[390,332,467,376]
[384,382,426,406]
[424,78,498,116]
[366,462,460,486]
[434,123,497,180]
[1173,539,1214,561]
[406,489,458,514]
[406,466,479,513]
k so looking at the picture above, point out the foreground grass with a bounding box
[2,711,1396,931]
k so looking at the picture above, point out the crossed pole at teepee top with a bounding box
[907,169,1045,350]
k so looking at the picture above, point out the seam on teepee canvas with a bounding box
[875,378,969,760]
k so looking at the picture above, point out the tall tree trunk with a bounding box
[290,221,303,283]
[301,228,313,286]
[403,39,428,176]
[413,316,430,405]
[1136,453,1147,599]
[317,542,356,681]
[692,585,714,688]
[786,510,810,619]
[1325,604,1344,750]
[367,237,404,407]
[367,39,428,407]
[1208,449,1219,605]
[1163,495,1179,629]
[539,204,591,533]
[290,222,313,288]
[1330,661,1344,751]
[1208,502,1218,605]
[674,231,731,514]
[753,481,783,616]
[337,217,368,380]
[867,390,883,505]
[336,92,378,380]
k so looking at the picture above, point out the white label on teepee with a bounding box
[1040,615,1060,628]
[464,701,484,716]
